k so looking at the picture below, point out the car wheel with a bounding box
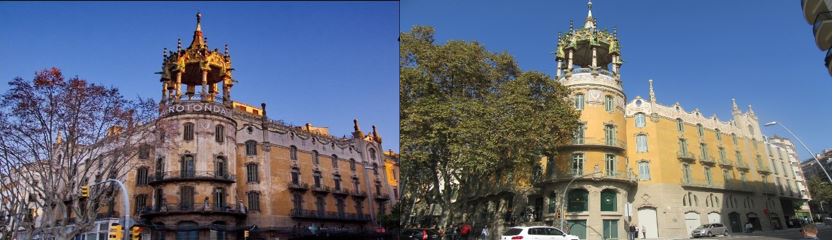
[723,230,729,236]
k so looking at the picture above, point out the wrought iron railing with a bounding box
[289,208,370,221]
[567,137,626,149]
[139,202,245,215]
[148,171,235,184]
[677,151,696,161]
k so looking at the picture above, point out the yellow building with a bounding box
[96,13,397,240]
[531,2,792,239]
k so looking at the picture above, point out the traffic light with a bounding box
[109,224,123,240]
[131,226,142,240]
[80,186,89,198]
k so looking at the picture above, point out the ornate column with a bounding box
[567,49,574,77]
[175,71,183,102]
[611,55,619,74]
[592,47,598,69]
[223,78,232,106]
[201,67,209,102]
[161,81,168,105]
[556,60,562,78]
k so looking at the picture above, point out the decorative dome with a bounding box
[555,0,623,79]
[159,12,235,104]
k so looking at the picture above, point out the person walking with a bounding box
[745,222,753,233]
[641,225,646,239]
[628,225,636,240]
[480,225,489,240]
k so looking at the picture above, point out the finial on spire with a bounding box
[584,0,596,29]
[195,11,202,32]
[587,0,593,17]
[747,104,755,115]
[731,98,740,114]
[569,19,574,32]
[224,43,229,56]
[353,118,364,138]
[163,48,168,58]
[177,38,182,51]
[648,79,656,103]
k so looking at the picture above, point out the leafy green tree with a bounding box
[400,26,579,226]
[807,177,832,209]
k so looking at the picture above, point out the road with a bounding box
[674,224,830,240]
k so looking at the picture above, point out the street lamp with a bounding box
[764,121,832,182]
[559,165,601,230]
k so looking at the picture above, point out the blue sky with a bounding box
[0,2,400,151]
[402,0,831,160]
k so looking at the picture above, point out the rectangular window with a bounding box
[677,119,684,132]
[600,190,617,211]
[682,164,691,183]
[215,125,224,143]
[247,164,259,183]
[135,195,146,213]
[248,192,260,211]
[723,169,731,181]
[137,168,148,185]
[572,154,584,176]
[574,124,585,144]
[719,148,727,162]
[705,167,713,185]
[605,154,615,176]
[547,192,557,213]
[716,130,722,141]
[139,145,150,160]
[638,162,650,180]
[604,96,614,112]
[575,94,584,110]
[604,125,615,146]
[183,123,194,141]
[736,151,743,165]
[700,143,709,160]
[679,139,688,155]
[602,220,619,240]
[697,124,704,137]
[636,135,648,153]
[180,186,194,210]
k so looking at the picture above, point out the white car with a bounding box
[500,226,580,240]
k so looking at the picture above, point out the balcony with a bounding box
[139,203,245,217]
[719,159,734,168]
[677,151,696,162]
[148,171,235,185]
[311,185,331,194]
[757,165,773,175]
[288,182,310,191]
[562,137,626,151]
[569,67,616,77]
[680,178,719,190]
[290,208,371,222]
[540,170,637,185]
[332,188,350,196]
[736,161,750,170]
[351,190,368,198]
[699,155,716,165]
[375,193,391,201]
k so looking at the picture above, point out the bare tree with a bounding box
[0,68,159,239]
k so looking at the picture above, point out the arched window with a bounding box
[331,154,339,168]
[290,145,298,160]
[246,163,259,183]
[180,155,195,178]
[312,150,320,165]
[215,124,225,143]
[215,156,227,178]
[575,94,585,110]
[732,133,738,145]
[715,129,722,141]
[600,189,617,211]
[313,171,322,188]
[334,174,342,190]
[369,148,377,161]
[245,140,257,156]
[635,113,646,128]
[291,167,300,184]
[248,191,261,211]
[349,158,356,171]
[747,124,754,135]
[677,118,685,132]
[604,95,614,112]
[636,134,648,153]
[183,122,194,141]
[682,163,692,183]
[567,189,589,212]
[704,166,713,185]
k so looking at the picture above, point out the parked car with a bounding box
[500,226,580,240]
[691,223,729,238]
[401,228,441,240]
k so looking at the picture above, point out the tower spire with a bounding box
[584,0,596,29]
[648,79,656,103]
[189,11,206,49]
[731,98,741,114]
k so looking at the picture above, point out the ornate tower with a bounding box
[159,12,235,106]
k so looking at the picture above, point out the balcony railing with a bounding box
[290,208,371,222]
[148,171,235,185]
[139,202,245,216]
[544,170,637,185]
[351,190,368,198]
[719,159,734,168]
[699,155,716,165]
[736,161,750,170]
[312,185,331,193]
[680,178,719,190]
[565,137,626,151]
[570,67,616,77]
[677,151,696,161]
[288,182,310,191]
[375,193,391,201]
[757,165,773,174]
[332,188,350,196]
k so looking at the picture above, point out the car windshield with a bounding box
[700,224,711,228]
[502,228,523,236]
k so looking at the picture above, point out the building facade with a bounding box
[763,135,813,226]
[528,2,797,239]
[801,149,832,221]
[104,13,396,239]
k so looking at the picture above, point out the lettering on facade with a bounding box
[165,102,231,117]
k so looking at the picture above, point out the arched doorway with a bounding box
[769,213,782,230]
[746,213,761,231]
[176,221,198,240]
[708,212,721,224]
[684,212,701,235]
[729,212,742,233]
[637,207,659,238]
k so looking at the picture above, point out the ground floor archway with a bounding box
[637,207,659,238]
[708,212,721,224]
[746,212,762,231]
[729,212,742,233]
[684,211,701,235]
